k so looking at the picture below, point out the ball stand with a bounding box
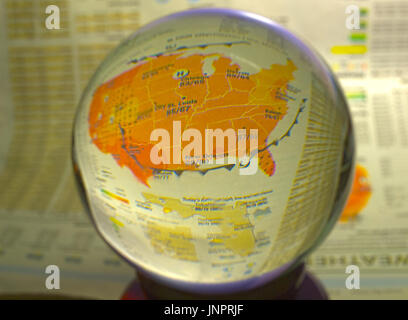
[121,263,328,300]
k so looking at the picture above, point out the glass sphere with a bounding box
[72,8,355,294]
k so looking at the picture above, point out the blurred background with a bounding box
[0,0,407,299]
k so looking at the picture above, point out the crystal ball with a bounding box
[72,8,355,294]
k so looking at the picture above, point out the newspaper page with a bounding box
[278,0,408,299]
[0,0,407,299]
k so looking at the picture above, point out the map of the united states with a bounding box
[88,51,297,185]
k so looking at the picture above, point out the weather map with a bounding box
[340,164,372,222]
[88,51,300,185]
